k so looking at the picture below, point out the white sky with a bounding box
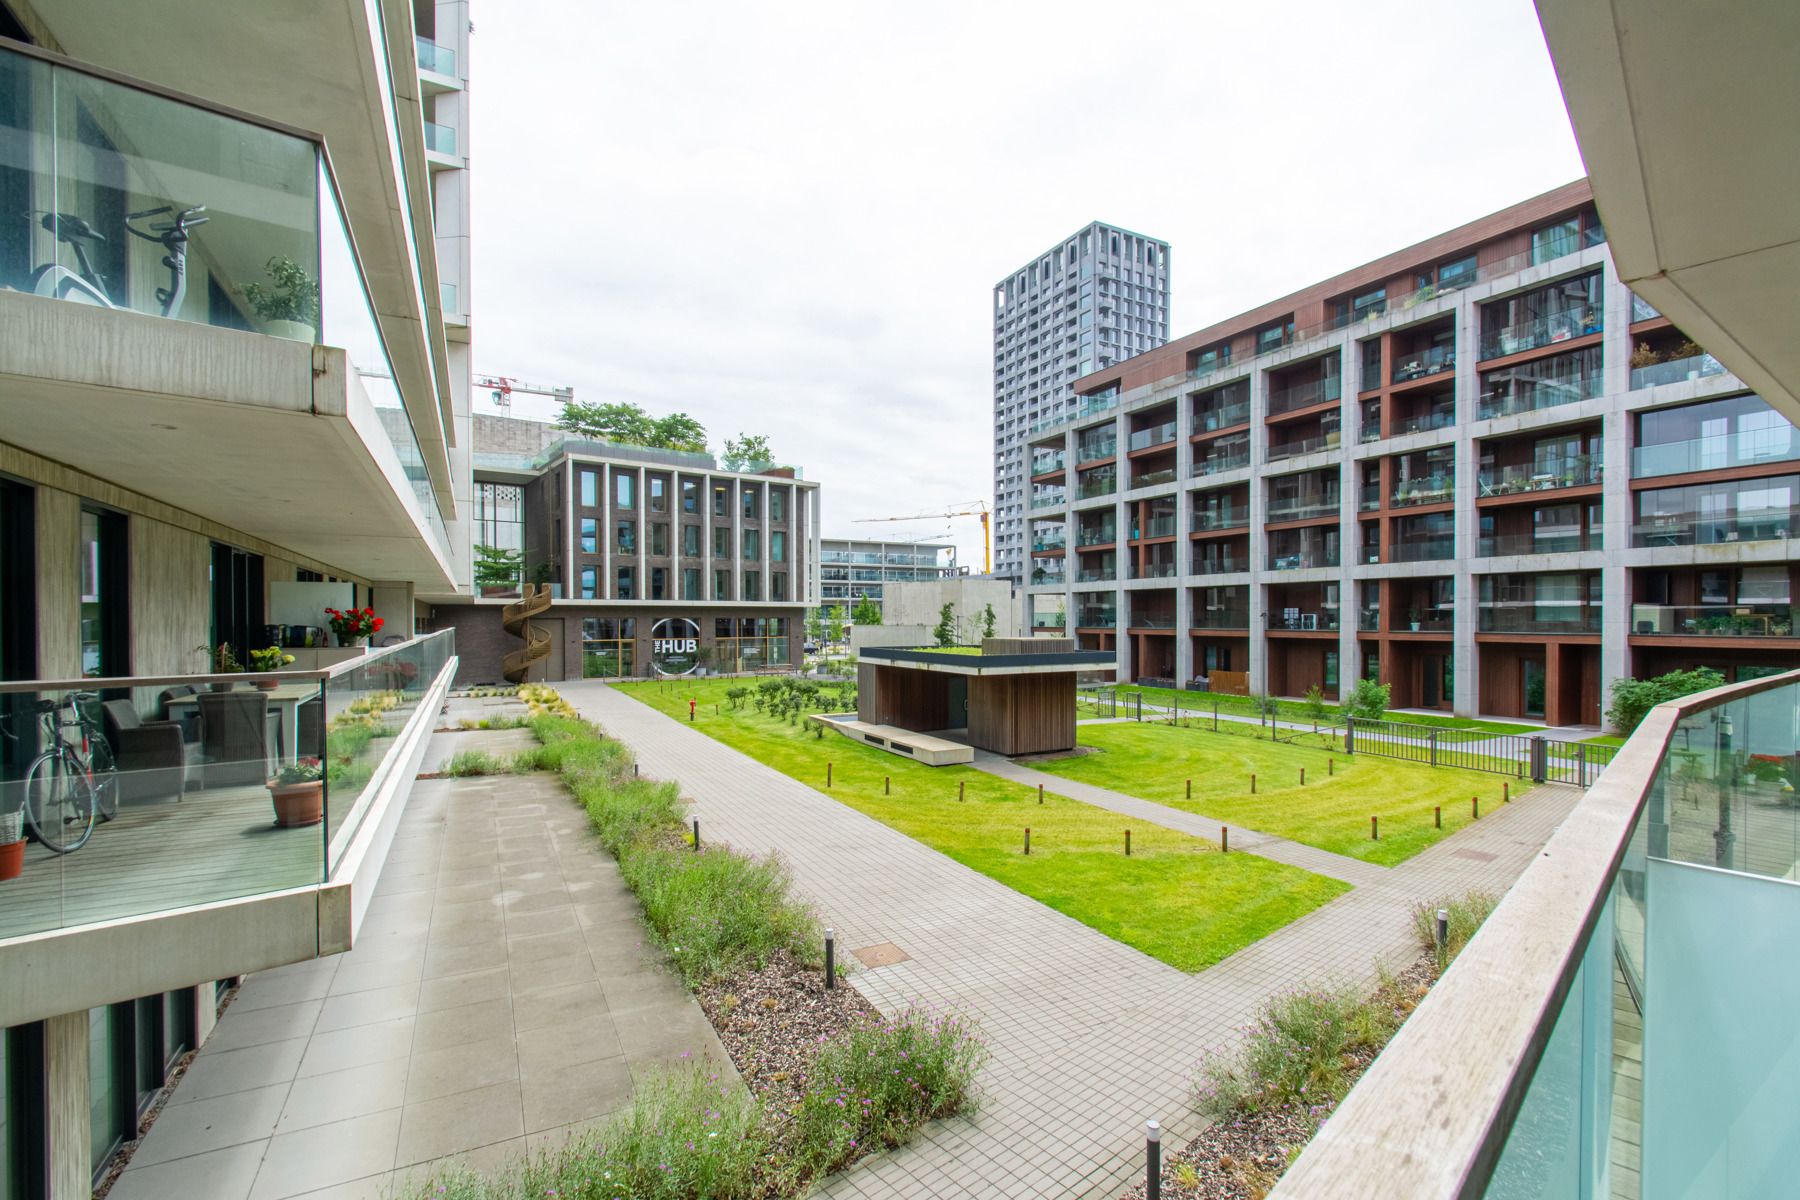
[469,0,1586,572]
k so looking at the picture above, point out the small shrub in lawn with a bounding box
[444,749,509,776]
[624,843,820,986]
[1411,889,1500,970]
[1191,981,1399,1120]
[787,1005,988,1180]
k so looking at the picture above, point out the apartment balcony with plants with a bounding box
[1631,393,1800,480]
[1389,446,1456,508]
[1476,426,1604,500]
[1629,565,1798,641]
[1477,270,1604,360]
[1628,324,1729,392]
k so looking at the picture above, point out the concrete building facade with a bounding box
[816,537,955,617]
[992,223,1170,581]
[1023,181,1800,726]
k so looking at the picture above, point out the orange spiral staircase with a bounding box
[501,584,553,683]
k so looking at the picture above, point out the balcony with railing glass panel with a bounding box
[1267,429,1342,462]
[1633,424,1800,478]
[1476,454,1603,497]
[1030,488,1068,511]
[1633,478,1799,546]
[1194,397,1251,434]
[1127,420,1179,452]
[1076,605,1118,628]
[1390,537,1455,563]
[1357,606,1380,632]
[1075,523,1117,548]
[1031,610,1068,630]
[1390,343,1455,385]
[1390,397,1457,436]
[1478,576,1601,634]
[1193,507,1249,532]
[1076,469,1117,500]
[1029,560,1066,586]
[1629,352,1729,391]
[416,35,458,76]
[1134,559,1179,580]
[1031,531,1067,553]
[1358,481,1381,511]
[1075,565,1117,583]
[1076,431,1119,462]
[1192,605,1250,630]
[1030,449,1067,477]
[1390,474,1455,507]
[1267,373,1344,417]
[1630,292,1661,322]
[1478,529,1602,557]
[1629,604,1796,638]
[1132,466,1178,489]
[1266,487,1341,523]
[424,120,458,156]
[1133,514,1178,540]
[1265,608,1340,632]
[1196,437,1252,476]
[1268,526,1340,571]
[1193,548,1246,576]
[1479,274,1604,359]
[1476,346,1604,420]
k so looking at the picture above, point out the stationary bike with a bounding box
[23,204,208,317]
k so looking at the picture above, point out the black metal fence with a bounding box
[1347,718,1616,787]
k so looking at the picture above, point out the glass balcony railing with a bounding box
[1128,421,1179,451]
[1193,510,1249,532]
[1187,355,1234,381]
[1134,561,1179,580]
[1077,475,1117,500]
[1633,427,1800,477]
[1391,405,1457,436]
[1476,455,1603,497]
[1476,604,1601,634]
[424,120,458,155]
[1031,536,1066,553]
[1358,482,1382,511]
[1029,567,1065,586]
[1132,468,1179,489]
[1477,347,1604,420]
[1266,610,1340,632]
[1268,547,1340,571]
[1032,612,1068,629]
[1480,309,1603,359]
[1031,451,1067,476]
[1077,436,1119,462]
[1356,607,1381,631]
[1133,516,1178,539]
[0,632,454,940]
[1030,490,1068,510]
[1195,401,1251,432]
[1630,352,1729,391]
[1267,431,1342,461]
[1478,531,1602,557]
[416,36,458,76]
[1391,611,1453,632]
[1130,614,1179,630]
[1267,375,1344,416]
[1633,511,1798,548]
[1390,538,1455,562]
[1391,476,1455,507]
[1194,555,1245,576]
[1076,610,1118,628]
[1630,292,1660,322]
[1076,528,1117,547]
[1391,344,1456,384]
[1197,447,1252,476]
[1629,604,1796,638]
[1075,568,1116,583]
[1192,608,1250,630]
[440,282,459,313]
[1267,493,1341,522]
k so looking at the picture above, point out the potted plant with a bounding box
[248,646,295,690]
[196,642,244,690]
[268,757,325,827]
[240,255,320,342]
[1408,608,1422,632]
[324,607,384,648]
[0,807,23,881]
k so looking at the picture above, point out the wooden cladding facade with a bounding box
[967,673,1077,757]
[858,662,953,731]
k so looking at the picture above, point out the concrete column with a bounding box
[1600,266,1636,708]
[370,583,414,639]
[46,1010,89,1200]
[1112,407,1129,681]
[1247,366,1269,694]
[1452,289,1482,717]
[1175,391,1195,685]
[637,466,647,601]
[595,462,606,600]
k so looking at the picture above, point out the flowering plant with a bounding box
[273,757,324,786]
[195,642,242,673]
[324,607,384,639]
[248,646,295,672]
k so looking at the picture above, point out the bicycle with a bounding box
[0,692,119,854]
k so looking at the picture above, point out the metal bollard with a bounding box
[1436,908,1449,954]
[884,776,890,795]
[693,818,700,851]
[1300,767,1306,786]
[1329,758,1334,776]
[1504,781,1510,803]
[824,928,835,989]
[1186,778,1192,799]
[1250,773,1256,794]
[1146,1120,1162,1200]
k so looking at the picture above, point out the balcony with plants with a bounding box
[1628,326,1729,391]
[1265,582,1340,633]
[1265,467,1341,523]
[1268,525,1340,571]
[1267,409,1342,462]
[1193,379,1251,435]
[1476,574,1602,635]
[1629,566,1797,639]
[1029,557,1066,587]
[1389,322,1456,386]
[1389,447,1456,508]
[1477,271,1604,359]
[1475,426,1603,499]
[1388,577,1455,633]
[1477,344,1603,420]
[1266,354,1344,417]
[1632,394,1800,478]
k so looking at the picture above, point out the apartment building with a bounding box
[1024,180,1800,726]
[0,4,472,1193]
[992,223,1170,581]
[816,537,955,617]
[429,414,822,681]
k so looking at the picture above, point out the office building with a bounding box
[992,223,1170,581]
[817,537,955,617]
[1024,180,1800,725]
[0,4,471,1191]
[428,413,822,680]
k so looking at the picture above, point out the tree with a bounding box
[722,433,774,471]
[852,595,882,627]
[1340,678,1391,722]
[1607,667,1725,734]
[473,543,522,588]
[980,602,997,639]
[823,605,847,643]
[934,603,957,648]
[556,401,709,452]
[805,609,825,644]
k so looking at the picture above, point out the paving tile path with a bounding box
[110,728,731,1200]
[565,683,1583,1200]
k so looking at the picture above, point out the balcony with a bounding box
[1358,482,1381,511]
[1030,490,1068,511]
[1077,475,1117,500]
[1076,528,1118,548]
[1629,604,1796,638]
[1266,610,1341,632]
[1476,455,1603,497]
[1357,607,1380,632]
[1480,309,1603,360]
[1267,375,1344,416]
[1031,612,1068,630]
[1391,402,1457,437]
[1391,476,1455,507]
[1196,401,1251,432]
[1031,451,1067,476]
[1076,434,1119,462]
[1029,566,1066,586]
[1033,390,1119,435]
[1133,515,1178,539]
[1132,467,1178,489]
[1133,561,1179,580]
[1031,535,1067,553]
[1630,292,1660,322]
[1391,344,1456,384]
[1390,538,1455,563]
[1633,427,1800,477]
[1267,492,1341,523]
[1075,567,1117,583]
[1197,446,1252,476]
[1629,351,1729,391]
[1477,347,1604,420]
[1193,554,1246,576]
[1076,609,1119,629]
[1477,603,1601,634]
[1192,608,1250,631]
[1478,531,1602,557]
[1128,421,1179,451]
[1391,611,1453,632]
[1633,511,1797,547]
[1267,431,1342,462]
[424,120,458,156]
[416,35,458,77]
[1269,547,1340,571]
[1129,614,1178,630]
[1193,510,1249,532]
[0,43,453,588]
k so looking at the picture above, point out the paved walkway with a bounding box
[110,729,729,1200]
[566,682,1582,1200]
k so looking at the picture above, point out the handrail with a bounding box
[0,630,455,693]
[1272,666,1800,1198]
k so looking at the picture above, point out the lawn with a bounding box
[1030,721,1521,867]
[617,678,1350,973]
[1108,684,1540,737]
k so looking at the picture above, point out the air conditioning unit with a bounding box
[1632,604,1671,634]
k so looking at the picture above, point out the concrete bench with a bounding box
[807,715,973,766]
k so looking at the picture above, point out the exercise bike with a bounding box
[22,204,208,318]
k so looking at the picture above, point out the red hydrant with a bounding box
[688,698,697,721]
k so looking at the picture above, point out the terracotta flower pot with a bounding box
[255,681,279,692]
[0,839,23,881]
[268,780,325,828]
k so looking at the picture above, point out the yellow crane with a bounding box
[853,502,991,574]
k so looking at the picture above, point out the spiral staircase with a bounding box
[501,584,553,683]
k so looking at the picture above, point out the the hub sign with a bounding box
[650,618,702,676]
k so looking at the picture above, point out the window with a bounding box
[769,489,785,522]
[650,523,669,556]
[713,485,727,517]
[1530,218,1581,265]
[682,524,700,557]
[681,479,699,513]
[713,569,730,600]
[580,566,597,598]
[1351,288,1386,322]
[713,526,729,559]
[742,486,758,519]
[1255,319,1294,354]
[82,508,128,677]
[1324,650,1339,692]
[578,469,598,508]
[474,481,526,564]
[579,518,597,554]
[649,476,667,513]
[615,473,635,510]
[742,529,759,561]
[1437,254,1476,290]
[615,521,635,553]
[771,572,788,602]
[743,571,760,602]
[90,1007,127,1176]
[650,567,668,600]
[681,568,701,600]
[617,566,636,599]
[770,531,786,563]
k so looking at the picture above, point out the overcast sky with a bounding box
[469,0,1586,570]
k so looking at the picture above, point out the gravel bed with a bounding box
[1119,956,1438,1200]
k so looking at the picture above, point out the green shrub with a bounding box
[1303,684,1329,724]
[1411,889,1499,969]
[1606,667,1725,734]
[443,749,509,777]
[1191,981,1398,1120]
[624,844,819,986]
[787,1006,987,1180]
[1340,677,1390,721]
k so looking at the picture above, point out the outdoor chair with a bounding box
[101,700,190,804]
[196,690,272,788]
[157,685,201,743]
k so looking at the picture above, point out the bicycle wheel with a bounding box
[89,735,119,821]
[24,750,97,853]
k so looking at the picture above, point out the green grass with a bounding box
[1030,722,1519,867]
[620,679,1350,972]
[1581,733,1626,747]
[1111,684,1539,735]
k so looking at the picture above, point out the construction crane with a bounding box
[854,502,991,574]
[472,374,574,412]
